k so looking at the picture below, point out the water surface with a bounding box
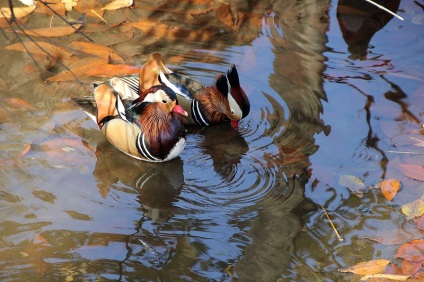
[0,0,423,281]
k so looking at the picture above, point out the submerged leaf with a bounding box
[401,199,424,219]
[339,175,365,197]
[70,41,124,63]
[379,179,401,201]
[0,5,36,19]
[398,164,424,181]
[47,57,107,81]
[413,215,424,232]
[14,24,82,37]
[85,63,139,77]
[396,239,424,262]
[5,41,73,60]
[340,259,390,275]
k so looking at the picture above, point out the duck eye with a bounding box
[231,110,235,115]
[162,100,167,103]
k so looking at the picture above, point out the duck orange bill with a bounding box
[172,105,188,116]
[231,120,239,129]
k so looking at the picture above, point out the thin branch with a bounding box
[38,0,93,42]
[365,0,404,21]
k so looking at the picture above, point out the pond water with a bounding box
[0,0,423,281]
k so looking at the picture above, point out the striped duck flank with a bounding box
[75,84,187,162]
[107,53,250,129]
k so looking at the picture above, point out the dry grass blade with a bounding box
[321,206,343,241]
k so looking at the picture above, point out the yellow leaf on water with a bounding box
[401,199,424,219]
[340,259,390,275]
[0,5,36,19]
[379,179,401,201]
[102,0,133,10]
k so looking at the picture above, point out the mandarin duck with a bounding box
[74,84,187,162]
[106,53,250,129]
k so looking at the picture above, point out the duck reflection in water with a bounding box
[192,124,249,182]
[93,141,184,222]
[337,0,401,59]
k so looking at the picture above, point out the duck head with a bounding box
[133,85,188,121]
[215,65,250,128]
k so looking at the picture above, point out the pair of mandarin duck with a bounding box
[74,53,250,162]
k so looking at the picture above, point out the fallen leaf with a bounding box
[33,234,51,246]
[75,0,104,16]
[70,41,124,63]
[396,239,424,262]
[85,63,139,77]
[14,24,82,37]
[360,274,410,281]
[47,57,107,82]
[339,175,365,198]
[0,5,36,19]
[413,215,424,232]
[379,179,401,201]
[20,144,32,157]
[401,259,422,276]
[62,0,78,11]
[20,0,36,5]
[398,164,424,181]
[401,199,424,219]
[35,0,66,16]
[5,41,73,60]
[340,259,390,275]
[3,97,36,111]
[102,0,133,10]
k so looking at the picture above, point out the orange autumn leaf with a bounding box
[14,24,82,37]
[70,41,124,63]
[35,1,66,16]
[75,0,104,16]
[20,144,32,157]
[339,259,390,275]
[102,0,133,10]
[0,5,36,19]
[47,57,108,82]
[379,179,401,201]
[3,97,36,111]
[5,41,73,60]
[33,234,51,246]
[401,259,422,276]
[398,164,424,181]
[396,239,424,262]
[85,63,139,77]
